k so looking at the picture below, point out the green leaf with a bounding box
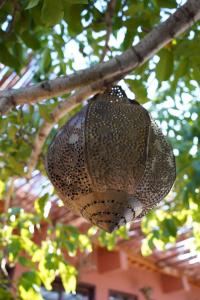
[156,49,174,81]
[192,66,200,81]
[78,234,92,252]
[7,236,22,261]
[45,253,59,270]
[14,42,24,65]
[21,31,41,50]
[60,60,66,74]
[156,0,177,8]
[8,207,22,216]
[7,156,24,174]
[40,48,51,73]
[125,3,141,15]
[18,256,33,267]
[126,79,147,103]
[182,189,189,209]
[176,59,188,78]
[66,0,88,3]
[122,29,134,51]
[38,104,52,122]
[41,0,64,26]
[0,287,14,300]
[115,226,129,239]
[59,262,77,293]
[163,218,177,237]
[21,236,38,256]
[0,180,5,198]
[98,231,117,251]
[64,4,83,36]
[8,125,17,140]
[38,259,56,290]
[34,193,50,217]
[26,0,40,9]
[0,44,19,70]
[18,271,43,300]
[141,238,153,256]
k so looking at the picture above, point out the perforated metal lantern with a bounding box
[45,86,176,232]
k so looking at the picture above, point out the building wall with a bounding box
[79,248,200,300]
[80,266,200,300]
[12,247,200,300]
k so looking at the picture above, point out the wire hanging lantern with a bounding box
[45,86,176,232]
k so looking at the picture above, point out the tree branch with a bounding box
[0,0,200,115]
[4,178,15,213]
[100,0,117,62]
[27,73,125,177]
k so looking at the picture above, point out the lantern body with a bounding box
[45,86,176,232]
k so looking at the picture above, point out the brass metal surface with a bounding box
[45,86,176,232]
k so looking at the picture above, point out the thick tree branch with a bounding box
[0,0,200,114]
[100,0,117,62]
[27,73,125,177]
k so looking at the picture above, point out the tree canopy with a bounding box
[0,0,200,299]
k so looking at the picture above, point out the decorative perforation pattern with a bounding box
[134,119,176,217]
[85,86,150,194]
[79,195,130,231]
[45,106,93,212]
[45,86,176,232]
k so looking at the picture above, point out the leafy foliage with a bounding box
[141,98,200,255]
[0,0,200,298]
[0,203,128,299]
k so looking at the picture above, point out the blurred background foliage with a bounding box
[0,0,200,298]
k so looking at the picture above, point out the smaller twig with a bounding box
[4,178,15,213]
[100,0,117,62]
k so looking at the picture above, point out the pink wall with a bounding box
[80,267,200,300]
[12,248,200,300]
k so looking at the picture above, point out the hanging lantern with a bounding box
[45,86,176,232]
